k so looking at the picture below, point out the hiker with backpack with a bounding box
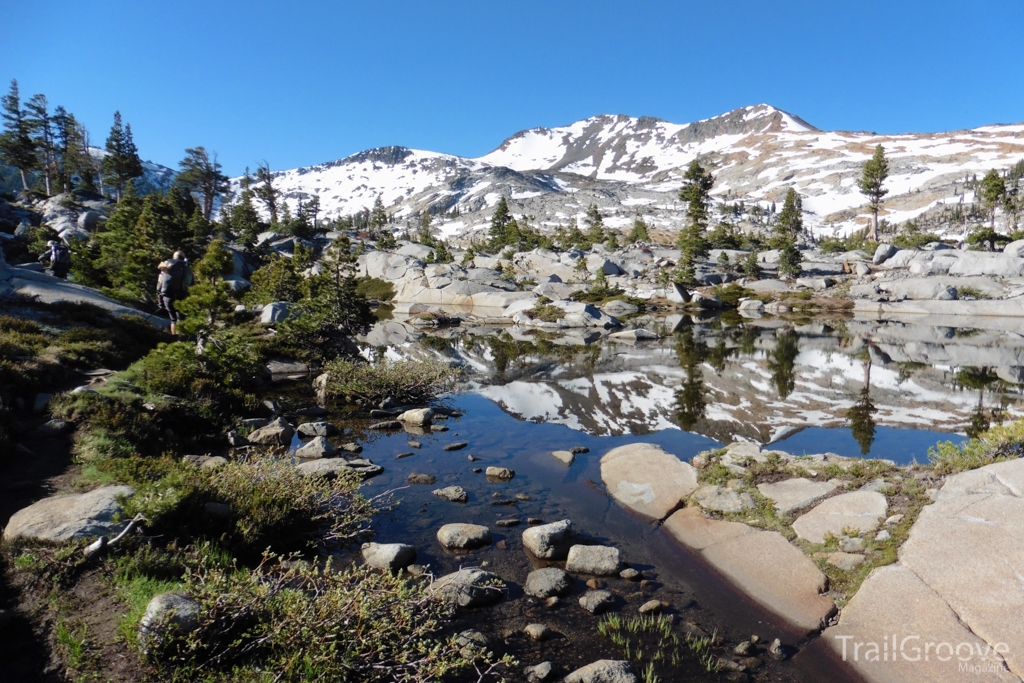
[157,250,190,335]
[39,240,71,279]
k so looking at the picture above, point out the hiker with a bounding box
[39,240,71,279]
[157,250,188,335]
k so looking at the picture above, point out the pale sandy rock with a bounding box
[600,443,699,522]
[522,519,574,560]
[550,450,575,466]
[663,507,834,633]
[564,660,636,683]
[4,486,134,542]
[792,491,888,544]
[823,564,1019,683]
[757,478,838,515]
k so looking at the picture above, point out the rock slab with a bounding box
[792,490,888,543]
[600,443,699,522]
[663,507,834,633]
[757,478,838,515]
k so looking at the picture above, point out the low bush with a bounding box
[525,303,565,322]
[356,276,396,302]
[146,553,502,683]
[319,357,459,408]
[929,418,1024,474]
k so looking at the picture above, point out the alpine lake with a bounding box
[273,310,1022,683]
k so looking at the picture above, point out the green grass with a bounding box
[55,619,92,671]
[320,356,459,408]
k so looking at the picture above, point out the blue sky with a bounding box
[3,1,1022,176]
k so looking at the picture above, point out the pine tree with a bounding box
[858,145,889,242]
[625,217,650,243]
[488,196,512,249]
[773,188,804,280]
[178,238,236,333]
[254,162,279,226]
[742,250,762,280]
[584,203,606,244]
[231,187,262,248]
[369,194,388,233]
[0,79,37,191]
[103,111,143,201]
[417,212,434,245]
[980,169,1006,228]
[24,93,55,195]
[176,146,229,220]
[52,106,90,193]
[432,240,454,263]
[675,160,713,285]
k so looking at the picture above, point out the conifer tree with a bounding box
[231,188,262,248]
[584,203,606,244]
[742,250,762,280]
[625,217,650,243]
[24,93,56,195]
[0,79,37,191]
[417,212,435,246]
[176,146,229,220]
[773,188,804,280]
[858,145,889,241]
[980,169,1006,228]
[488,196,512,249]
[103,111,143,201]
[178,238,236,333]
[52,106,90,193]
[675,160,713,285]
[369,195,388,233]
[255,162,279,226]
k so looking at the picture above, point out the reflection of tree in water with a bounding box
[476,332,603,381]
[957,367,1001,439]
[847,354,877,455]
[672,324,708,431]
[768,329,799,399]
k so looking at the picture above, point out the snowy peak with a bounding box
[477,104,817,177]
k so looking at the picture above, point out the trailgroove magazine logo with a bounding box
[834,634,1009,670]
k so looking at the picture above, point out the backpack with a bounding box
[52,244,70,267]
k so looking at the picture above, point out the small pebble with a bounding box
[545,596,560,608]
[468,454,481,462]
[620,568,640,581]
[443,441,467,451]
[586,579,606,590]
[491,500,517,506]
[407,441,422,449]
[396,452,414,459]
[406,473,436,485]
[639,579,655,588]
[734,641,755,656]
[769,638,787,661]
[569,446,589,454]
[406,564,429,577]
[496,518,521,527]
[875,529,891,542]
[432,425,449,433]
[472,467,482,473]
[492,492,503,498]
[514,493,531,501]
[528,517,544,525]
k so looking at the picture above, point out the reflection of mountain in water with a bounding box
[359,315,1024,445]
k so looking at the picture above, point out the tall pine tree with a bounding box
[24,93,55,195]
[0,79,37,191]
[675,160,713,286]
[103,111,143,201]
[773,188,804,280]
[858,145,889,242]
[176,146,229,220]
[488,196,512,250]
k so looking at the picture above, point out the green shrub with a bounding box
[356,276,396,302]
[320,357,459,408]
[146,553,501,682]
[525,303,565,322]
[929,419,1024,474]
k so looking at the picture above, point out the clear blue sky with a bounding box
[3,0,1021,176]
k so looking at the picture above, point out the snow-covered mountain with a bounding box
[228,104,1024,240]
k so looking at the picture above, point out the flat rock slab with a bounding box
[900,466,1024,679]
[692,485,754,513]
[524,567,573,599]
[823,564,1019,683]
[550,450,575,466]
[600,443,698,522]
[4,485,135,542]
[792,491,888,544]
[663,507,835,633]
[757,478,838,515]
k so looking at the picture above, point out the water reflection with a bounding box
[360,314,1024,459]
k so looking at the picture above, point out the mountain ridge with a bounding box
[218,103,1024,239]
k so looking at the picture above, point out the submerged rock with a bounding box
[524,567,573,599]
[432,486,468,503]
